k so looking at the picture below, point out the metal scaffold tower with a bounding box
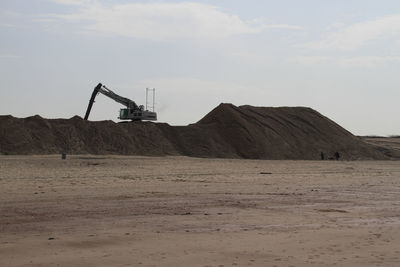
[146,88,156,112]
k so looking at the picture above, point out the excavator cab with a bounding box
[119,109,129,120]
[119,108,157,121]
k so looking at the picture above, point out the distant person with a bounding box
[320,152,325,160]
[334,152,340,160]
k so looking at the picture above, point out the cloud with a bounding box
[263,24,303,30]
[304,14,400,50]
[46,2,301,41]
[48,0,93,5]
[337,56,400,67]
[289,56,331,65]
[0,23,16,28]
[0,54,21,59]
[290,55,400,67]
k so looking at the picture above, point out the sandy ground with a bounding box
[1,156,400,267]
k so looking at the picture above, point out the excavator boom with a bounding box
[98,84,139,110]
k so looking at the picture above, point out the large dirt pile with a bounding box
[0,104,389,159]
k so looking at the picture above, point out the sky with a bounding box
[0,0,399,136]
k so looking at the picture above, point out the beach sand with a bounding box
[1,155,400,266]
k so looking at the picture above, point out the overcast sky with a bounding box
[1,0,399,135]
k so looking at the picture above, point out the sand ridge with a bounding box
[0,104,390,159]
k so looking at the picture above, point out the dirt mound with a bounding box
[193,104,387,159]
[362,136,400,159]
[0,104,390,159]
[0,115,178,156]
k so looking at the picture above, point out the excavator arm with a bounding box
[84,83,102,120]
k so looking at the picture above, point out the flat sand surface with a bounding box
[1,156,400,266]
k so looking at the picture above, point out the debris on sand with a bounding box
[317,209,348,213]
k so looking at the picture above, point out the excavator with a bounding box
[84,83,157,121]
